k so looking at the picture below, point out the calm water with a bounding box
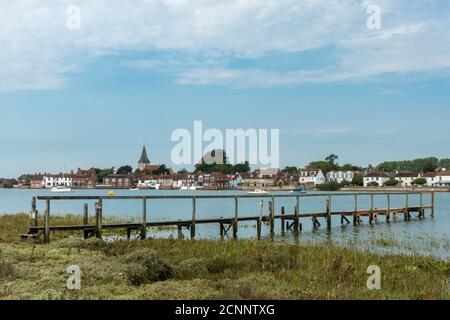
[0,189,449,259]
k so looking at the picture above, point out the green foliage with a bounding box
[439,158,450,169]
[377,157,439,173]
[195,150,250,174]
[175,258,209,279]
[177,168,188,174]
[352,175,364,186]
[325,154,339,165]
[317,181,341,191]
[95,168,114,182]
[123,249,174,285]
[412,178,427,185]
[384,178,400,186]
[281,166,298,174]
[368,181,379,187]
[116,165,133,175]
[0,260,15,280]
[306,161,336,175]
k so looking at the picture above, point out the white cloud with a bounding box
[0,0,449,90]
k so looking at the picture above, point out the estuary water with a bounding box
[0,189,449,259]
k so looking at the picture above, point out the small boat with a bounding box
[51,186,72,193]
[291,187,307,194]
[247,189,269,195]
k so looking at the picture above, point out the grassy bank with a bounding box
[0,214,448,300]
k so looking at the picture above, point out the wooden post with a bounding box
[369,194,374,224]
[31,197,37,227]
[326,196,332,230]
[294,196,300,231]
[44,199,50,244]
[191,197,196,239]
[257,200,263,240]
[270,197,275,236]
[178,225,184,239]
[281,206,285,234]
[431,192,435,218]
[419,193,424,219]
[83,203,89,240]
[405,194,409,221]
[95,200,103,239]
[141,198,147,240]
[353,194,358,226]
[386,194,391,223]
[233,197,238,238]
[219,223,224,238]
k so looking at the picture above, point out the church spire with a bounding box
[138,145,150,167]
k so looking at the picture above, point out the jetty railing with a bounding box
[25,191,435,243]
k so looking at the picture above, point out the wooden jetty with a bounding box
[22,191,435,243]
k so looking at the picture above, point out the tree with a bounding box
[317,181,341,191]
[352,175,364,186]
[178,168,188,174]
[281,166,298,174]
[325,154,339,165]
[306,161,336,175]
[117,165,133,175]
[95,168,114,182]
[439,158,450,169]
[412,178,427,185]
[384,178,400,187]
[232,161,251,173]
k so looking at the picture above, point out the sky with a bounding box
[1,0,450,177]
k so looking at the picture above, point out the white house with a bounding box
[427,170,450,187]
[298,169,325,186]
[395,172,420,187]
[44,174,72,188]
[327,170,355,183]
[363,172,390,187]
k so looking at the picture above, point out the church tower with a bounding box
[138,145,151,171]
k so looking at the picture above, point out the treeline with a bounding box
[376,157,450,173]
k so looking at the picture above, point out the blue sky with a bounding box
[1,1,450,177]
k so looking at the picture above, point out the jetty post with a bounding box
[83,203,89,239]
[326,195,332,230]
[386,194,391,223]
[431,192,435,217]
[233,197,238,238]
[281,206,285,234]
[270,196,275,236]
[95,199,103,239]
[31,197,37,227]
[353,194,358,226]
[141,198,147,239]
[294,196,300,231]
[191,197,196,239]
[257,200,263,240]
[44,199,50,244]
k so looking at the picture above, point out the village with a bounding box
[1,146,450,190]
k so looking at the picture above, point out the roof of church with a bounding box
[138,146,150,164]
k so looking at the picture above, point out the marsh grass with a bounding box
[0,237,448,300]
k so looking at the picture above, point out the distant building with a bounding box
[137,145,160,173]
[103,174,133,188]
[363,172,390,187]
[298,169,325,186]
[430,170,450,187]
[395,172,420,187]
[327,170,356,183]
[44,174,72,188]
[72,168,97,188]
[30,174,45,189]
